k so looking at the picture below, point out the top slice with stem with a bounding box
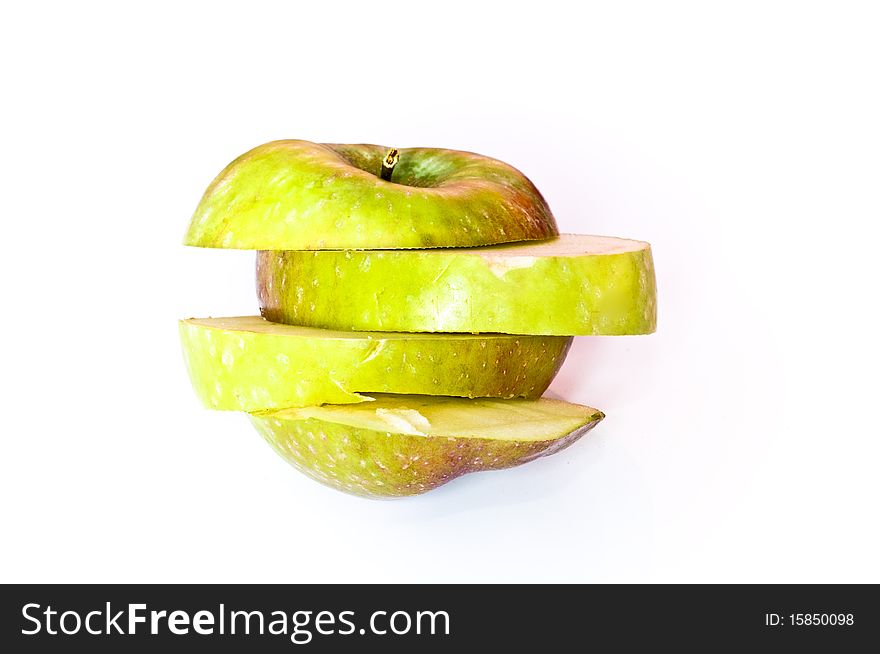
[183,140,558,250]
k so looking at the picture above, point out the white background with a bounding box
[1,1,878,583]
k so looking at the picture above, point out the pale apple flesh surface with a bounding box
[250,394,604,498]
[258,234,657,336]
[184,140,558,250]
[180,317,572,412]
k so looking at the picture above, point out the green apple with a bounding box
[250,394,603,498]
[184,140,558,250]
[180,317,572,412]
[258,234,656,335]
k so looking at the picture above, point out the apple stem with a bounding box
[380,148,400,181]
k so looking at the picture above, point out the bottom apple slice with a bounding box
[250,394,603,498]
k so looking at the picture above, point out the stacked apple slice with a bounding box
[181,140,656,498]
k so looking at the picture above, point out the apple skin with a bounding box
[250,395,603,498]
[180,317,572,412]
[184,140,558,250]
[258,234,657,336]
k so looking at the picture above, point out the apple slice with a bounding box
[250,394,603,498]
[258,234,656,336]
[184,140,558,250]
[180,317,572,412]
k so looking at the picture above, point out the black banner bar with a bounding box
[1,584,875,651]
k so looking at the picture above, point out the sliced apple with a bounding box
[258,234,656,336]
[250,394,603,498]
[184,140,558,250]
[180,317,572,412]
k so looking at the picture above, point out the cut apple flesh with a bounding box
[251,394,603,498]
[183,140,558,250]
[180,317,572,412]
[258,234,657,336]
